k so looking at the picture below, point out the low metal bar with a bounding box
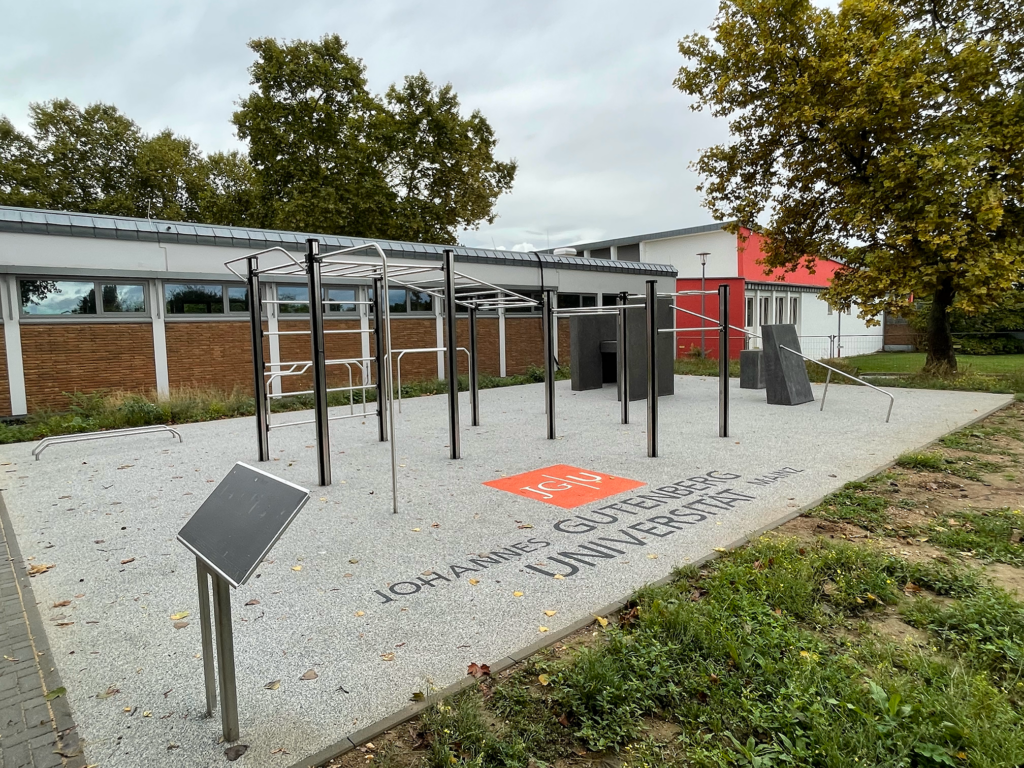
[543,289,556,439]
[322,328,373,335]
[646,280,658,458]
[32,425,182,461]
[265,330,311,336]
[248,257,269,462]
[443,249,461,459]
[469,306,480,427]
[372,276,387,443]
[196,560,216,716]
[656,290,720,297]
[672,304,760,341]
[778,345,894,423]
[306,238,331,486]
[821,369,833,412]
[267,412,372,431]
[211,573,239,743]
[617,291,629,424]
[719,284,730,438]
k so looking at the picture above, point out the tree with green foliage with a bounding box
[676,0,1024,373]
[233,34,516,244]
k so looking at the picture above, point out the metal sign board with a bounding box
[177,463,310,588]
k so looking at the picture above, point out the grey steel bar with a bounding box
[646,280,658,458]
[617,291,629,424]
[468,306,480,427]
[719,283,730,438]
[543,289,556,439]
[196,559,216,716]
[31,425,182,460]
[372,276,387,443]
[211,573,239,742]
[306,238,331,486]
[443,249,461,459]
[248,256,269,462]
[779,345,895,422]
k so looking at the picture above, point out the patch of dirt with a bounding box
[985,563,1024,597]
[641,717,683,742]
[871,613,931,647]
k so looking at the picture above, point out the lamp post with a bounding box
[697,252,710,356]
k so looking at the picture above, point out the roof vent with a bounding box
[552,247,577,257]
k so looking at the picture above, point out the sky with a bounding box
[0,0,730,251]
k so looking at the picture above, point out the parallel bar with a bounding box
[779,345,895,423]
[211,573,239,742]
[306,238,331,486]
[469,306,480,427]
[719,284,730,438]
[196,560,216,716]
[617,291,629,424]
[543,289,556,439]
[646,280,658,458]
[443,249,461,459]
[372,277,387,443]
[248,256,269,461]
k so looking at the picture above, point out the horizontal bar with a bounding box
[265,330,310,336]
[779,345,894,423]
[323,328,372,335]
[658,290,719,297]
[32,425,182,460]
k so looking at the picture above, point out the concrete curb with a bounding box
[288,394,1016,768]
[0,493,87,768]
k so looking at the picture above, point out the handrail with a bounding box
[779,345,894,423]
[395,347,470,413]
[32,425,183,461]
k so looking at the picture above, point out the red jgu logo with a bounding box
[484,464,646,509]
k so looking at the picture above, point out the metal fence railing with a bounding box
[794,334,885,360]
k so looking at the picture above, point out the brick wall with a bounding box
[166,321,266,393]
[505,317,545,375]
[0,331,9,417]
[21,323,156,411]
[277,319,366,393]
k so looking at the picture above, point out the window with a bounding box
[167,284,225,315]
[760,297,771,326]
[20,279,147,316]
[505,290,542,313]
[776,297,787,324]
[745,297,754,327]
[324,287,356,314]
[827,304,834,316]
[276,285,309,314]
[228,286,249,312]
[603,294,619,307]
[408,289,433,313]
[557,293,597,309]
[581,295,598,308]
[790,297,799,328]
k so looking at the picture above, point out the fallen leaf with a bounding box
[291,566,302,571]
[713,548,728,553]
[411,528,421,532]
[593,615,609,628]
[74,593,84,598]
[538,626,549,633]
[300,669,318,681]
[3,655,19,662]
[120,558,135,565]
[173,621,189,630]
[468,579,480,585]
[553,574,565,580]
[52,600,71,608]
[467,662,491,678]
[56,622,74,627]
[225,744,249,761]
[271,747,290,755]
[264,680,280,690]
[349,559,359,564]
[44,687,66,701]
[355,611,365,617]
[27,563,54,576]
[143,711,152,717]
[513,591,524,597]
[647,554,659,559]
[380,652,396,662]
[558,713,570,727]
[517,524,533,529]
[538,674,550,686]
[544,610,556,617]
[170,611,189,620]
[410,691,426,702]
[245,599,260,606]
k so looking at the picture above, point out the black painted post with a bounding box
[646,280,658,458]
[617,290,629,424]
[306,238,331,486]
[719,284,730,438]
[372,277,387,442]
[542,289,556,439]
[469,305,480,427]
[443,249,461,459]
[247,257,269,461]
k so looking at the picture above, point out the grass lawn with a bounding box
[846,352,1024,375]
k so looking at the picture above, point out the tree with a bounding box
[199,151,267,227]
[233,35,516,244]
[676,0,1024,373]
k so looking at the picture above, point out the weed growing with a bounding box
[926,509,1024,567]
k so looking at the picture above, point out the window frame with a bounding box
[164,281,252,318]
[18,277,149,319]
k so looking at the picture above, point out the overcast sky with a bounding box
[0,0,730,251]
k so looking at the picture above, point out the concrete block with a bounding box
[740,350,766,390]
[761,325,814,406]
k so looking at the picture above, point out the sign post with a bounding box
[177,463,310,742]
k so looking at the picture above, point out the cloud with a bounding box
[0,0,728,250]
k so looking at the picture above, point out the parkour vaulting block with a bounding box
[739,349,766,390]
[761,324,814,406]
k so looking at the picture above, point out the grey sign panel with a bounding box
[177,463,310,588]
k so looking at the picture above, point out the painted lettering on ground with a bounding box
[372,468,804,604]
[483,464,645,508]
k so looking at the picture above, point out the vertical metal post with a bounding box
[247,258,269,462]
[700,264,707,356]
[211,574,239,743]
[542,290,556,439]
[468,306,480,427]
[306,238,330,486]
[443,249,461,459]
[196,560,216,716]
[646,280,658,458]
[719,284,730,438]
[617,291,629,424]
[372,277,387,442]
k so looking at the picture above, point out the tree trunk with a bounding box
[924,276,957,375]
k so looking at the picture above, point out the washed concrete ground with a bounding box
[0,377,1011,768]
